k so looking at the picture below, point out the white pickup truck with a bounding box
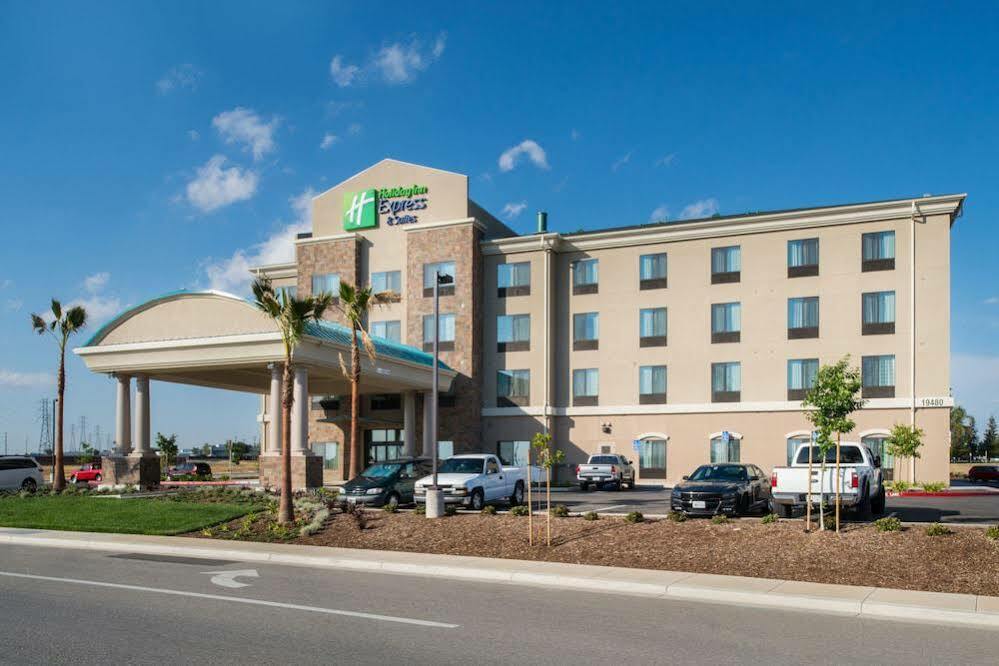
[770,442,886,519]
[414,454,526,510]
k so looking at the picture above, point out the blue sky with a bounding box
[1,1,997,452]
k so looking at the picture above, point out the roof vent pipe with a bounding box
[537,211,548,234]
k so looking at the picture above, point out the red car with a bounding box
[70,462,102,484]
[968,466,999,483]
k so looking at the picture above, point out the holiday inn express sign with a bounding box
[343,184,430,231]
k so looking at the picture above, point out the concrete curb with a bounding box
[2,527,998,630]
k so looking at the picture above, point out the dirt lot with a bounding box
[203,510,999,596]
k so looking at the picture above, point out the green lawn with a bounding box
[0,496,252,536]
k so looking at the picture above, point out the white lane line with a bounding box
[594,505,630,513]
[0,570,458,629]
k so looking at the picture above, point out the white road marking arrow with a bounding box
[200,569,259,589]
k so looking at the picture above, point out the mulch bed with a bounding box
[199,511,999,596]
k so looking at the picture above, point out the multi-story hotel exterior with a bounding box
[245,158,963,486]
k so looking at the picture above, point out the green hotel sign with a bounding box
[343,184,429,231]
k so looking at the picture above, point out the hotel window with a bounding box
[639,253,668,290]
[423,260,456,297]
[497,369,530,407]
[862,291,896,335]
[639,307,667,347]
[311,395,339,411]
[711,362,741,402]
[370,320,401,343]
[711,302,741,343]
[787,358,819,401]
[371,270,401,296]
[572,258,599,295]
[573,312,599,350]
[370,394,401,411]
[311,273,340,297]
[710,435,741,463]
[787,238,819,277]
[422,313,455,352]
[572,368,599,406]
[862,231,895,272]
[787,297,819,339]
[862,434,895,481]
[497,262,531,297]
[497,314,530,352]
[786,435,811,465]
[711,246,741,284]
[437,441,454,459]
[275,285,297,301]
[639,365,667,404]
[311,442,340,470]
[497,440,531,466]
[862,354,895,398]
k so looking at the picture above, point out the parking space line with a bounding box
[0,571,459,629]
[595,505,630,513]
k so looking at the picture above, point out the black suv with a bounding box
[671,463,771,516]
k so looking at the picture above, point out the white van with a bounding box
[0,456,44,492]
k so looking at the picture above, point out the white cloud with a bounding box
[185,155,259,213]
[501,202,528,219]
[156,64,202,94]
[655,153,676,167]
[320,133,338,150]
[201,188,315,295]
[373,32,447,84]
[498,139,549,172]
[71,293,122,325]
[347,122,362,135]
[188,129,200,141]
[211,107,278,161]
[985,296,999,305]
[679,198,720,220]
[0,370,52,388]
[432,32,447,58]
[649,204,669,222]
[5,298,22,312]
[83,272,109,294]
[611,151,632,172]
[329,55,360,87]
[0,279,11,289]
[570,129,580,141]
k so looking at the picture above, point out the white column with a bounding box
[267,363,283,455]
[403,391,416,457]
[115,374,132,455]
[421,391,434,458]
[291,366,309,454]
[132,374,151,456]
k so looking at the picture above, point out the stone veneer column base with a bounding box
[259,454,323,490]
[100,455,161,489]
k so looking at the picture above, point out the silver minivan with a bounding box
[0,456,44,492]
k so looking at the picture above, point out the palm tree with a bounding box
[252,278,332,524]
[31,300,87,492]
[335,281,387,480]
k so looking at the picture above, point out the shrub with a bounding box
[667,511,687,523]
[266,520,298,541]
[625,511,644,523]
[925,522,952,537]
[886,480,911,493]
[874,516,902,532]
[986,525,999,542]
[443,504,458,516]
[920,482,946,493]
[343,502,368,530]
[761,513,778,524]
[510,505,529,517]
[382,503,399,513]
[413,503,426,515]
[550,504,569,517]
[711,514,730,525]
[583,511,599,521]
[480,505,497,515]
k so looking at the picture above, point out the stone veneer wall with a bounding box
[296,236,361,327]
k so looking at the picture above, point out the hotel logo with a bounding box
[343,189,377,231]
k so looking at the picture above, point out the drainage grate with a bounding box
[109,553,238,567]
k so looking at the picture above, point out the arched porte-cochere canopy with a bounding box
[73,291,456,489]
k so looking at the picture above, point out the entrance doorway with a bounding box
[364,428,404,466]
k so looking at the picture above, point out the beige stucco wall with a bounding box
[100,294,276,345]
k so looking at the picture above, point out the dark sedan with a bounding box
[339,458,433,508]
[165,462,212,480]
[671,463,771,516]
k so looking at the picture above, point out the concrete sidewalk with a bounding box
[2,526,997,630]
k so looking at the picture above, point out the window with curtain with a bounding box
[862,231,896,271]
[497,441,530,466]
[711,246,741,283]
[862,291,896,334]
[497,369,530,405]
[437,441,454,459]
[710,436,741,463]
[497,262,531,295]
[711,302,741,343]
[861,355,895,398]
[572,368,599,403]
[423,261,456,294]
[639,365,667,403]
[312,442,340,470]
[787,297,819,338]
[787,238,819,270]
[311,273,340,296]
[862,435,895,481]
[422,313,455,348]
[370,320,401,343]
[786,436,811,465]
[573,258,598,285]
[711,362,741,402]
[639,307,667,345]
[639,439,667,477]
[639,253,667,288]
[497,314,530,350]
[370,270,401,294]
[573,312,599,350]
[787,358,819,400]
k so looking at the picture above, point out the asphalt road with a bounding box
[2,543,996,665]
[537,484,999,523]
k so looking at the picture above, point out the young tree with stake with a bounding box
[886,423,924,484]
[531,431,563,547]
